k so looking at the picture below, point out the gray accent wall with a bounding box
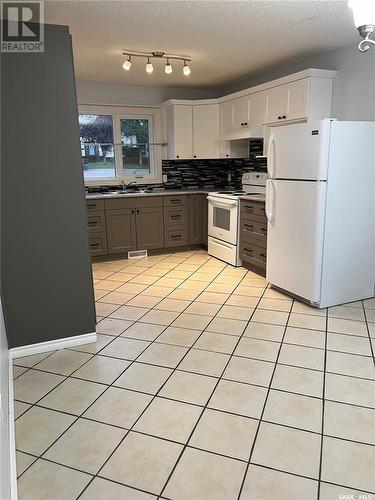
[76,80,220,106]
[1,24,96,349]
[223,43,375,121]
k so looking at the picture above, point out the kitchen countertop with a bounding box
[86,189,265,203]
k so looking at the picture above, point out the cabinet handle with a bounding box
[282,115,287,119]
[261,227,267,233]
[226,154,229,158]
[193,155,197,158]
[87,204,97,208]
[243,122,248,126]
[131,209,135,214]
[176,155,180,159]
[136,209,140,214]
[170,199,181,204]
[171,234,181,239]
[244,247,253,255]
[244,224,254,230]
[91,243,100,248]
[277,116,282,120]
[88,221,97,225]
[171,214,181,220]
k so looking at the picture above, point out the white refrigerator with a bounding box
[265,118,375,308]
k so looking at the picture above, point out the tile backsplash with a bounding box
[162,156,267,190]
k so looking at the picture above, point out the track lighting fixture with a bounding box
[165,58,172,74]
[146,57,154,73]
[122,55,132,71]
[183,60,191,76]
[121,50,191,76]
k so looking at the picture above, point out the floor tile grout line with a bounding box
[74,250,237,499]
[317,307,329,500]
[235,299,295,500]
[157,280,271,499]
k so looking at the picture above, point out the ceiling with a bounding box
[44,0,357,89]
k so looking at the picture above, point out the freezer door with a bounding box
[266,179,327,304]
[267,119,331,180]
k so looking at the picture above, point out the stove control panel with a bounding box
[242,172,268,186]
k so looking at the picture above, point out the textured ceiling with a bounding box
[44,0,357,89]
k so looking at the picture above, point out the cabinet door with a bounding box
[233,96,249,130]
[106,209,137,254]
[173,105,193,159]
[193,104,220,159]
[136,206,164,250]
[248,91,265,127]
[264,86,283,124]
[220,100,234,136]
[285,79,309,121]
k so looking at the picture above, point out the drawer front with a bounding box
[105,196,162,210]
[240,201,266,221]
[240,237,267,269]
[241,215,267,245]
[163,195,189,207]
[89,232,108,256]
[164,225,189,247]
[164,205,189,226]
[87,211,106,234]
[86,199,105,211]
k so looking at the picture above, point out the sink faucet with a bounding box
[120,180,137,191]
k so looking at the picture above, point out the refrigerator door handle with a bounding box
[267,133,275,179]
[265,179,275,222]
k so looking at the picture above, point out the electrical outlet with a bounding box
[162,174,168,182]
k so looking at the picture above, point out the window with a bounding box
[78,106,162,185]
[79,114,116,180]
[120,117,153,177]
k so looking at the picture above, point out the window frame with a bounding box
[79,105,163,186]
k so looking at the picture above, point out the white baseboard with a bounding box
[8,356,17,500]
[9,332,97,360]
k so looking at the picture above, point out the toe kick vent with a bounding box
[128,249,148,259]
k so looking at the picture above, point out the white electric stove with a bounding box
[207,172,267,266]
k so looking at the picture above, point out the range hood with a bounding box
[220,125,265,141]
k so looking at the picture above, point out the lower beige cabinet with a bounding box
[135,206,165,250]
[106,208,137,254]
[88,193,208,257]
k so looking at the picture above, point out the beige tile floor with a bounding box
[13,249,375,500]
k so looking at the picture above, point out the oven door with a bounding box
[207,196,239,245]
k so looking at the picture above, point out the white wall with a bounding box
[223,43,375,121]
[76,80,219,106]
[0,299,11,500]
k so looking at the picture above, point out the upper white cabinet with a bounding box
[220,92,264,138]
[165,104,193,159]
[165,102,220,160]
[193,104,220,159]
[164,69,337,158]
[263,77,333,125]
